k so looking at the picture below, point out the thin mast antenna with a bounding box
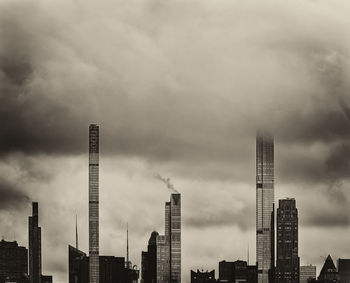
[127,222,129,268]
[76,214,79,250]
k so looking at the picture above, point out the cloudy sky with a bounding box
[1,0,350,282]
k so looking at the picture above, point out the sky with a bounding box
[0,0,350,282]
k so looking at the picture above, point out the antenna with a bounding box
[76,214,79,250]
[247,241,250,265]
[127,222,129,268]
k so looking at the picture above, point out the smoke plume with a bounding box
[155,173,179,193]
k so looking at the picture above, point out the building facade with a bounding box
[69,245,137,283]
[300,265,316,283]
[89,124,100,283]
[29,202,41,283]
[276,199,299,283]
[338,259,350,283]
[0,240,28,283]
[218,260,257,283]
[190,270,216,283]
[318,256,338,283]
[141,231,158,283]
[256,132,275,283]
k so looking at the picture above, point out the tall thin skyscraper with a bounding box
[256,132,275,283]
[170,193,181,283]
[276,198,299,283]
[89,124,99,283]
[29,202,41,283]
[156,193,181,283]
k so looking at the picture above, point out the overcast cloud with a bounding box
[0,0,350,282]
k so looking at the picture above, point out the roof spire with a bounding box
[76,214,79,250]
[127,222,129,267]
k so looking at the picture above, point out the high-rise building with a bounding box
[141,231,159,283]
[300,265,316,283]
[0,240,28,283]
[170,194,181,283]
[190,270,216,283]
[29,202,41,283]
[318,255,338,283]
[218,260,257,283]
[276,199,299,283]
[338,259,350,283]
[89,124,99,283]
[156,193,181,283]
[256,132,275,283]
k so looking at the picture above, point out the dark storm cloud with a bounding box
[0,178,30,210]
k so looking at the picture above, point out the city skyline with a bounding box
[1,0,350,282]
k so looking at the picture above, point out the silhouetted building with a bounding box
[300,266,316,283]
[276,199,299,283]
[69,245,88,283]
[338,259,350,283]
[28,203,52,283]
[141,232,158,283]
[89,124,100,283]
[0,240,28,283]
[318,256,338,283]
[68,245,138,283]
[29,202,41,283]
[191,270,216,283]
[256,132,275,283]
[41,276,52,283]
[156,193,181,283]
[218,260,257,283]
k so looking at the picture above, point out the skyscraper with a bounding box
[170,193,181,283]
[0,240,28,283]
[276,198,299,283]
[89,124,100,283]
[156,193,181,283]
[29,202,41,283]
[256,132,275,283]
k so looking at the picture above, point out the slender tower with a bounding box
[29,202,41,283]
[170,193,181,283]
[256,132,275,283]
[89,124,99,283]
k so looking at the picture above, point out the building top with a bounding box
[0,239,25,249]
[320,255,337,276]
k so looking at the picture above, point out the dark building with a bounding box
[276,199,299,283]
[141,231,158,283]
[191,270,216,283]
[338,259,350,283]
[256,132,275,283]
[318,255,338,283]
[68,245,138,283]
[218,260,257,283]
[0,240,28,283]
[29,202,41,283]
[41,275,52,283]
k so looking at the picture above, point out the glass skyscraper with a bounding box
[89,124,99,283]
[256,132,275,283]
